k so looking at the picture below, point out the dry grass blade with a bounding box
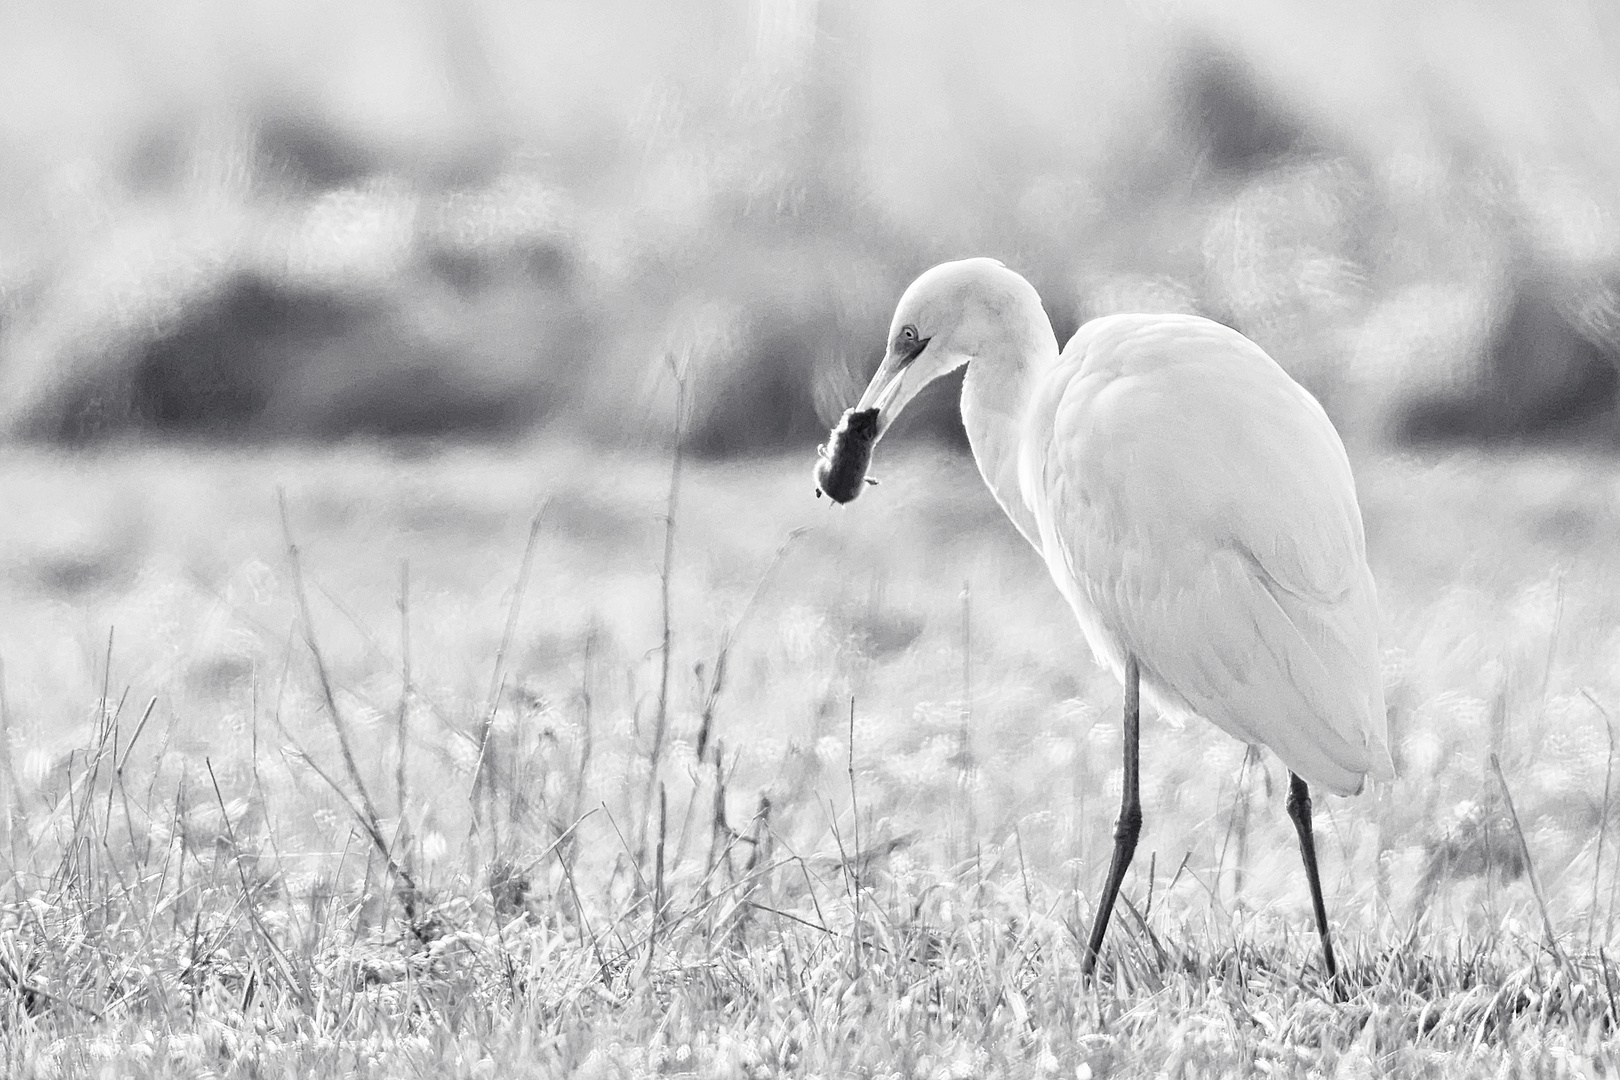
[619,852,806,963]
[642,351,688,860]
[396,559,411,826]
[113,696,157,775]
[642,782,667,978]
[277,488,423,928]
[696,526,807,762]
[957,579,976,860]
[205,757,314,1010]
[473,502,549,834]
[0,950,101,1020]
[1584,689,1615,948]
[848,698,862,978]
[1489,753,1559,956]
[0,652,28,838]
[515,807,598,879]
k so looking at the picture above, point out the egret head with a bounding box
[856,257,1049,438]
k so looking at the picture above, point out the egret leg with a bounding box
[1285,772,1340,983]
[1082,655,1142,978]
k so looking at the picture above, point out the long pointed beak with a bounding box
[854,337,929,436]
[856,362,907,415]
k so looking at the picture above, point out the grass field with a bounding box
[1,438,1619,1075]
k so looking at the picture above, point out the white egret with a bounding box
[829,257,1394,980]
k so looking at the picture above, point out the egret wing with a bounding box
[1023,316,1392,794]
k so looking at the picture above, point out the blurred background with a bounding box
[4,0,1620,453]
[5,0,1620,945]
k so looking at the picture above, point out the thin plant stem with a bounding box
[958,578,975,861]
[278,489,422,929]
[474,505,549,852]
[1585,689,1616,946]
[1490,753,1559,957]
[642,351,687,862]
[848,697,861,978]
[397,560,411,828]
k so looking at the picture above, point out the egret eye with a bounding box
[893,323,929,365]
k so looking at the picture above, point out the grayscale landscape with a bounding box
[2,1,1619,1075]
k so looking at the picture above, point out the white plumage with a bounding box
[1023,313,1393,796]
[850,256,1392,979]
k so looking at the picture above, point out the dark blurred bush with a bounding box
[1401,268,1620,443]
[0,181,591,443]
[1176,40,1314,178]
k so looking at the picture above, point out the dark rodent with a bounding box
[814,407,880,503]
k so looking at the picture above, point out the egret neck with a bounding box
[959,293,1059,550]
